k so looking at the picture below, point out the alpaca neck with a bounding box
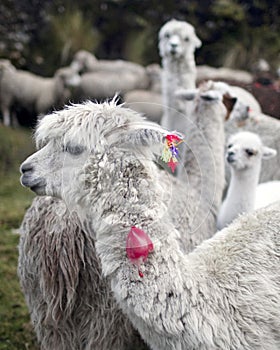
[180,102,226,231]
[161,55,196,131]
[218,164,260,229]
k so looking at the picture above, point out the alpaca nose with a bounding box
[170,42,178,49]
[20,162,33,174]
[227,152,235,163]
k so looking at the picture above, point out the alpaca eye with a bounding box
[165,33,170,39]
[184,37,189,42]
[245,149,255,157]
[227,144,233,149]
[63,144,85,155]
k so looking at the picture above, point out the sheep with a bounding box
[123,64,163,123]
[159,19,201,132]
[70,50,149,101]
[20,98,280,350]
[71,49,148,78]
[124,90,162,123]
[196,65,254,85]
[217,131,278,229]
[0,63,80,126]
[74,69,148,102]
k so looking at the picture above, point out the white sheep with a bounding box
[0,62,80,126]
[20,98,280,350]
[217,131,278,229]
[159,19,201,132]
[123,64,163,123]
[196,65,254,85]
[71,49,148,78]
[71,50,149,101]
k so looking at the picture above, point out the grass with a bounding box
[0,125,38,350]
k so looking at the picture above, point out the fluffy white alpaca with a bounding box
[20,99,280,350]
[18,85,235,349]
[159,19,201,132]
[217,131,278,229]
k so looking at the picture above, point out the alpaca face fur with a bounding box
[21,98,280,349]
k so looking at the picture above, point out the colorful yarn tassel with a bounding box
[161,134,183,173]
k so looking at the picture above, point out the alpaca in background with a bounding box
[159,19,201,132]
[217,131,278,229]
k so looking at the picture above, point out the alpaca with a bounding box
[20,99,280,350]
[159,19,201,132]
[225,112,280,184]
[207,81,261,119]
[217,131,278,229]
[18,86,234,349]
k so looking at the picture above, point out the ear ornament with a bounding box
[161,134,184,173]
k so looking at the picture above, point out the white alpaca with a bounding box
[20,100,280,350]
[207,81,261,120]
[225,112,280,184]
[217,131,278,229]
[159,19,201,132]
[19,85,235,349]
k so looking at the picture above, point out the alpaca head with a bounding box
[226,131,277,172]
[158,19,201,60]
[20,100,170,208]
[175,81,237,121]
[201,81,250,121]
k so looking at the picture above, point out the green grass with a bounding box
[0,125,38,350]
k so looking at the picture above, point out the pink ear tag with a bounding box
[126,226,154,277]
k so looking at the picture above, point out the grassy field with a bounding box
[0,125,38,350]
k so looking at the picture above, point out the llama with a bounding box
[159,19,201,132]
[217,131,278,229]
[20,99,280,350]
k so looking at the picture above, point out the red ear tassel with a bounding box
[126,226,154,277]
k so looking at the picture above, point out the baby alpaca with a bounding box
[217,131,277,229]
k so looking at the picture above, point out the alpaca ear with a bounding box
[222,94,237,120]
[109,123,169,149]
[111,123,184,151]
[262,146,277,159]
[194,34,202,49]
[175,88,198,101]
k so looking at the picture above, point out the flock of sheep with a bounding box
[8,18,280,350]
